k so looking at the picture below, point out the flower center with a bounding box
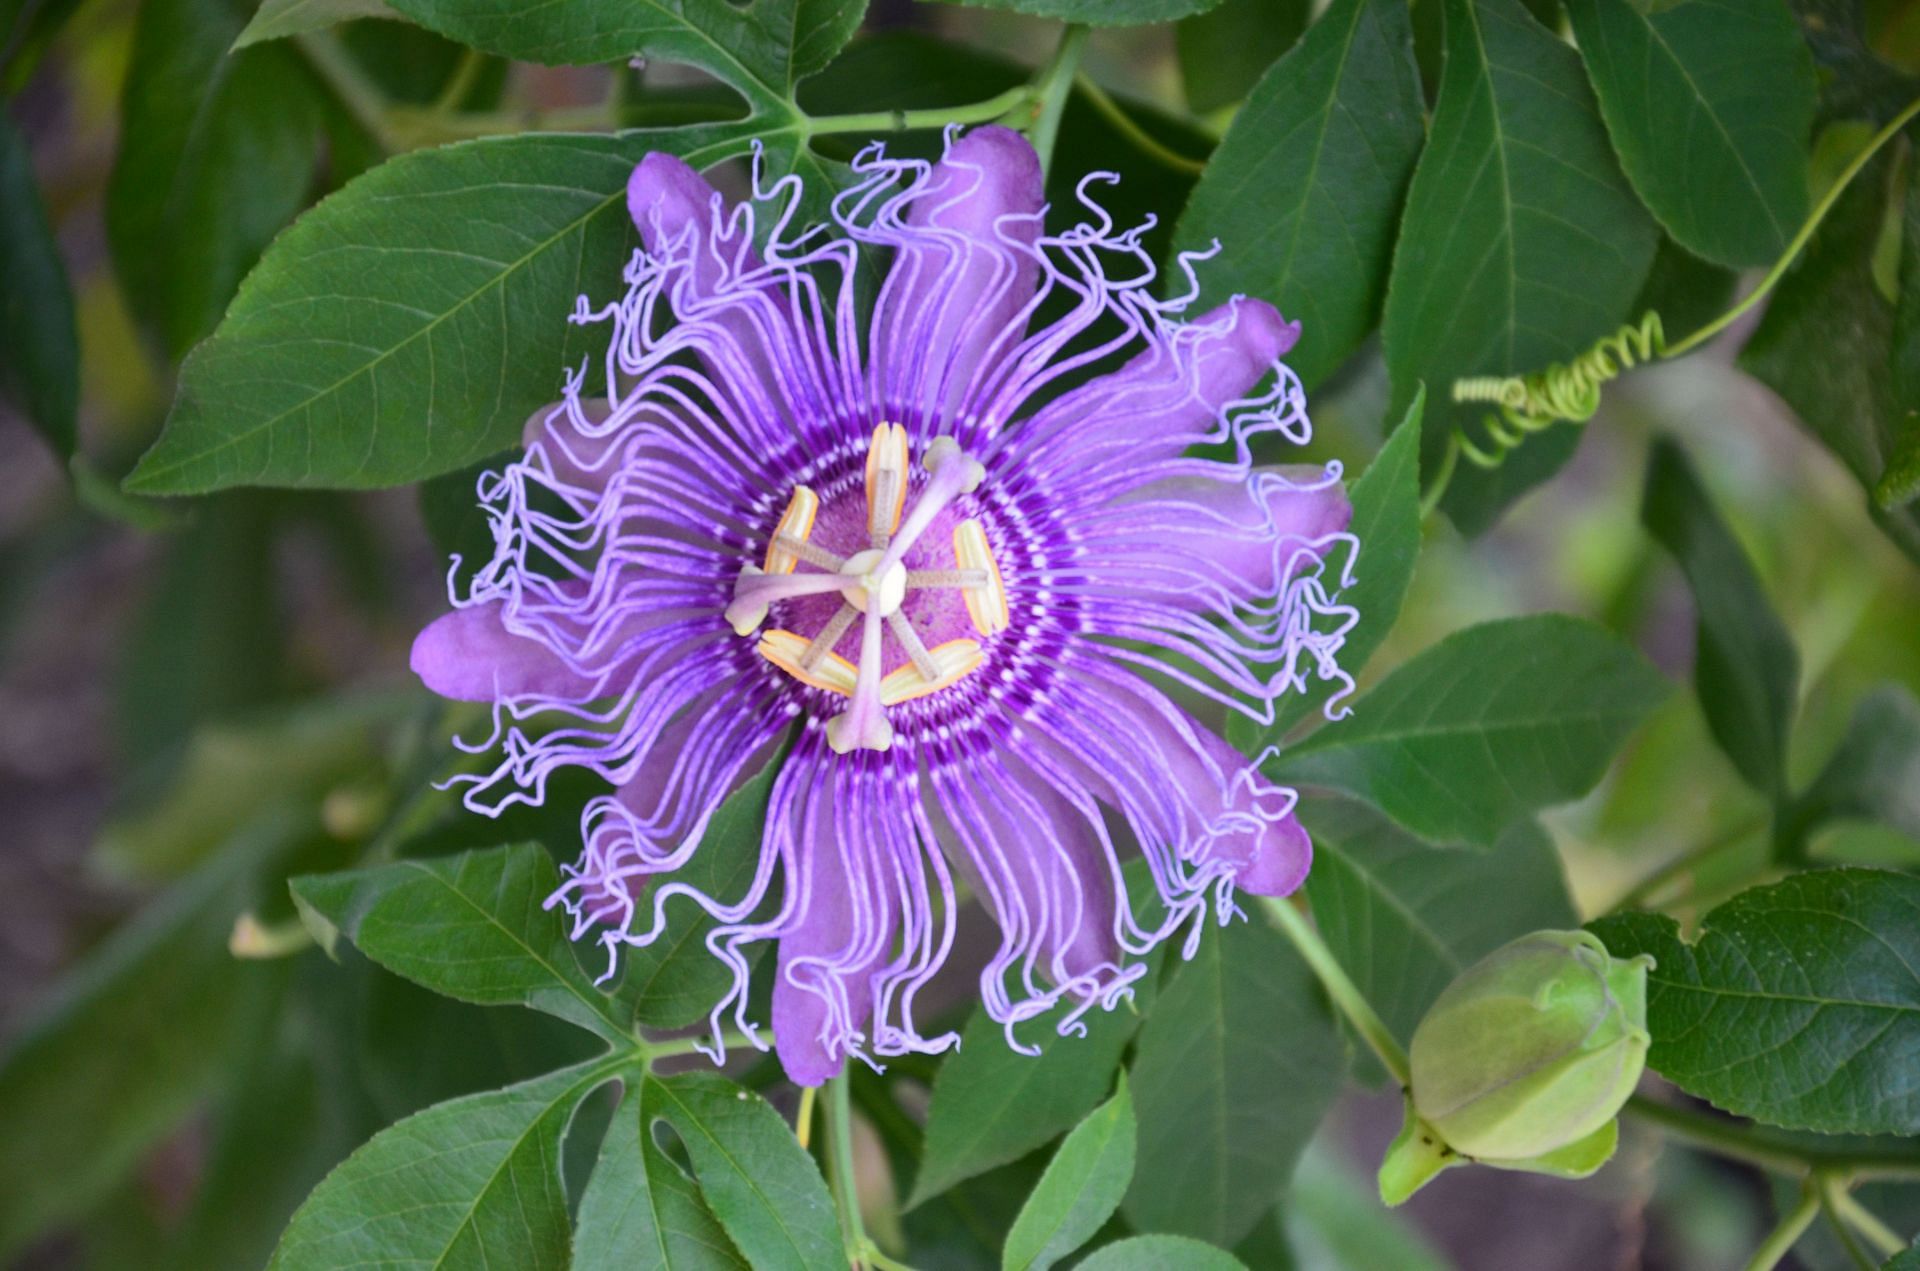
[724,424,1009,754]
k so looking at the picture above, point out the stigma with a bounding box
[726,424,1007,753]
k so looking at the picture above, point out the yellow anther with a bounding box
[952,519,1010,636]
[865,422,910,540]
[758,629,857,697]
[880,639,984,705]
[763,486,819,575]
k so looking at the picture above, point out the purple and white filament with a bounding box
[410,126,1358,1086]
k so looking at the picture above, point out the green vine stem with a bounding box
[1743,1178,1824,1271]
[1428,92,1920,509]
[1024,24,1090,175]
[1625,1094,1920,1181]
[1260,895,1412,1087]
[826,1074,866,1263]
[640,1028,760,1063]
[1825,1176,1909,1257]
[1073,73,1207,175]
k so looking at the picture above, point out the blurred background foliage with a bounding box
[4,0,1920,1267]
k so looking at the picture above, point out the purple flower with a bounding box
[410,127,1357,1086]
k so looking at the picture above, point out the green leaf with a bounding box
[622,751,782,1028]
[1002,1076,1137,1271]
[910,997,1138,1207]
[1301,798,1577,1045]
[1078,1235,1249,1270]
[1593,868,1920,1135]
[269,1057,616,1270]
[386,0,864,93]
[1641,438,1799,801]
[107,0,326,358]
[1238,387,1423,751]
[1175,0,1308,115]
[574,1081,748,1270]
[1790,685,1920,846]
[930,0,1222,23]
[1380,0,1658,527]
[235,0,403,47]
[1268,615,1670,846]
[126,127,743,494]
[1174,0,1424,390]
[1740,154,1920,562]
[0,112,77,461]
[0,812,308,1260]
[1887,1237,1920,1270]
[291,841,631,1042]
[1122,918,1344,1247]
[1564,0,1814,268]
[648,1072,845,1271]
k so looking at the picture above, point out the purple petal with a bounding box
[1062,674,1313,899]
[936,754,1121,995]
[1009,297,1299,468]
[871,125,1044,432]
[522,397,617,492]
[1108,464,1353,598]
[409,604,602,703]
[772,766,899,1087]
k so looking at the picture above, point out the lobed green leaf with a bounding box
[1741,155,1920,562]
[1002,1076,1136,1271]
[1268,614,1670,846]
[1594,868,1920,1136]
[126,127,750,494]
[235,0,402,47]
[1381,0,1658,531]
[573,1082,748,1270]
[1565,0,1815,268]
[1122,918,1344,1247]
[647,1072,845,1271]
[291,841,631,1042]
[910,997,1138,1207]
[108,0,327,359]
[1174,0,1425,391]
[1641,438,1800,802]
[268,1058,616,1269]
[1301,798,1577,1045]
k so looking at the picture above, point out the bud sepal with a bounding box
[1376,930,1653,1205]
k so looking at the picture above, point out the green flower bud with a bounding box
[1410,930,1653,1163]
[1377,930,1654,1205]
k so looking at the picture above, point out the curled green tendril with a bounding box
[1427,92,1920,508]
[1448,312,1667,470]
